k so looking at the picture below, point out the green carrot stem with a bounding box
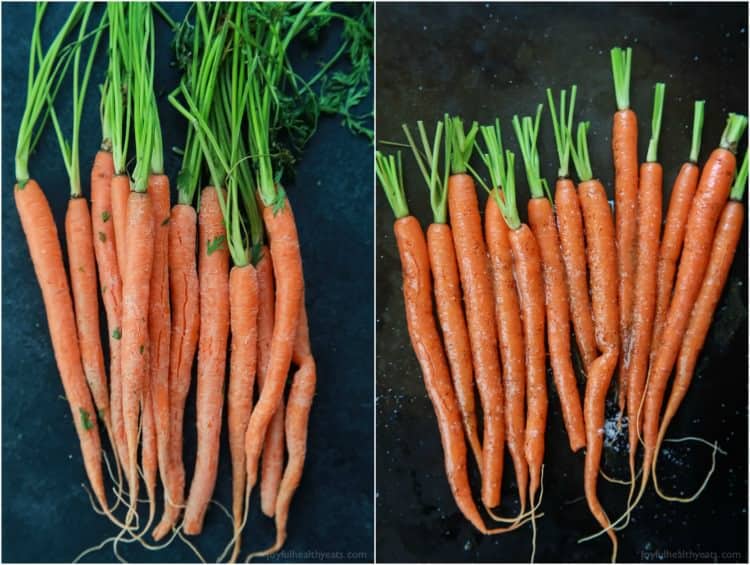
[610,47,632,111]
[646,83,666,163]
[477,118,506,191]
[376,151,409,219]
[494,150,521,231]
[512,104,547,200]
[403,121,447,224]
[730,149,749,201]
[570,121,594,182]
[689,100,706,163]
[445,115,479,174]
[547,85,577,178]
[719,113,748,154]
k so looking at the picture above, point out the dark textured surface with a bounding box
[2,3,373,562]
[376,3,747,563]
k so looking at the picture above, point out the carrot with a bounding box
[611,47,638,416]
[111,175,131,273]
[547,86,598,369]
[639,114,747,505]
[376,152,527,536]
[183,186,230,535]
[571,121,619,561]
[515,105,585,453]
[651,101,705,359]
[403,120,482,467]
[652,150,748,497]
[258,247,284,518]
[445,115,505,510]
[248,297,316,561]
[624,84,665,514]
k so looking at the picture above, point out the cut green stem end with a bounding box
[570,121,594,182]
[730,149,749,201]
[477,118,508,192]
[610,46,632,111]
[547,85,577,178]
[445,115,479,174]
[376,151,409,219]
[689,100,706,163]
[720,113,748,154]
[402,121,448,224]
[646,82,666,163]
[512,104,547,199]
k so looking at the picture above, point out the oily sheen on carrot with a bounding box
[15,179,109,512]
[90,149,128,471]
[121,190,155,514]
[555,177,598,368]
[257,246,285,518]
[426,222,482,467]
[528,196,585,452]
[148,174,172,520]
[626,163,662,466]
[66,196,109,431]
[613,108,638,414]
[485,192,528,513]
[183,186,230,535]
[228,263,259,557]
[111,173,130,276]
[642,147,737,486]
[578,178,619,556]
[651,162,700,357]
[244,199,303,499]
[153,203,200,540]
[448,172,504,509]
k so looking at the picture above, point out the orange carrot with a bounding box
[651,101,705,359]
[571,121,619,560]
[183,186,230,535]
[153,202,200,540]
[611,47,638,416]
[653,149,747,495]
[446,116,504,509]
[547,86,597,369]
[112,174,131,276]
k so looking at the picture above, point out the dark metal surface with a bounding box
[376,2,747,562]
[2,3,373,562]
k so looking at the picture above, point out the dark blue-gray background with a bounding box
[376,2,747,563]
[2,3,373,562]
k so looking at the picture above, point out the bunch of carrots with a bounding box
[378,47,747,562]
[14,2,371,562]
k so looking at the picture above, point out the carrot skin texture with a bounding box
[258,246,285,518]
[651,163,700,359]
[15,179,109,510]
[656,200,743,451]
[121,190,155,510]
[613,109,639,414]
[90,150,128,471]
[228,265,259,544]
[508,224,548,498]
[148,175,172,516]
[485,193,528,512]
[244,200,303,497]
[111,174,130,277]
[448,173,504,509]
[626,163,662,461]
[67,197,109,429]
[183,187,230,535]
[153,203,200,540]
[528,197,586,452]
[555,178,598,368]
[427,223,482,467]
[578,179,619,553]
[643,148,736,482]
[393,215,489,533]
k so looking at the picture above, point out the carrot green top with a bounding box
[689,101,706,164]
[547,85,577,179]
[494,150,521,231]
[645,83,666,163]
[403,121,449,224]
[730,149,748,201]
[16,3,86,186]
[475,120,519,230]
[103,3,131,176]
[610,47,632,111]
[445,115,479,175]
[719,113,748,154]
[513,104,549,200]
[129,3,155,193]
[376,151,409,220]
[570,121,594,183]
[48,4,105,198]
